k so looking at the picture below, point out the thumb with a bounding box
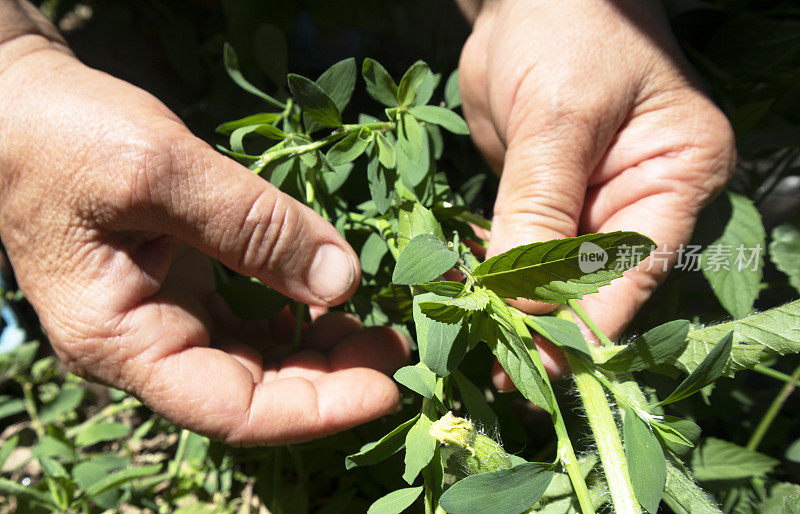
[129,135,359,306]
[487,113,601,314]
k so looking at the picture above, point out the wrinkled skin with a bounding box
[456,0,735,387]
[0,35,409,445]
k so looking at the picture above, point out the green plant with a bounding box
[207,46,800,513]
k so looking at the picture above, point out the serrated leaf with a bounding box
[438,462,554,514]
[445,69,461,108]
[74,422,131,447]
[403,399,438,484]
[472,232,655,302]
[675,300,800,376]
[601,320,690,372]
[624,408,666,513]
[367,486,423,514]
[691,438,779,481]
[376,132,397,169]
[367,157,396,215]
[362,58,398,107]
[287,73,342,128]
[452,370,497,429]
[525,316,592,359]
[418,289,489,324]
[392,235,458,286]
[396,202,443,252]
[770,220,800,294]
[346,415,419,470]
[222,43,284,109]
[215,113,281,134]
[417,281,465,297]
[659,332,733,406]
[326,133,368,166]
[398,61,430,106]
[409,105,469,135]
[394,365,437,398]
[316,57,356,113]
[413,293,468,376]
[700,192,765,319]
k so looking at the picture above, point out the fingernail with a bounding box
[307,244,355,302]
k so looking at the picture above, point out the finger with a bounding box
[577,102,734,340]
[329,326,411,375]
[120,133,359,307]
[119,301,400,445]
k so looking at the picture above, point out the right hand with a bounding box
[0,36,409,445]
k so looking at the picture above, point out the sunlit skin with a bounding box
[456,0,734,388]
[0,0,734,443]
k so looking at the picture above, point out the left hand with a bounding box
[457,0,735,380]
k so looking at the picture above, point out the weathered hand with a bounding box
[0,35,408,445]
[458,0,735,380]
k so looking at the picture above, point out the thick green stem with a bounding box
[752,363,796,384]
[746,363,800,451]
[569,356,641,514]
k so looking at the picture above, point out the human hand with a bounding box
[0,34,408,445]
[457,0,735,381]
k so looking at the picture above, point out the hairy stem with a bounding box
[569,356,641,514]
[746,363,800,451]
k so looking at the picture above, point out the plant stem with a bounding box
[752,363,795,384]
[746,363,800,451]
[569,356,641,514]
[23,382,44,437]
[567,300,614,347]
[453,210,492,231]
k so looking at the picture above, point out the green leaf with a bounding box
[392,235,459,286]
[0,477,55,507]
[0,434,18,470]
[287,73,342,128]
[675,300,800,376]
[399,112,424,160]
[417,281,465,297]
[367,486,423,514]
[398,61,430,106]
[72,455,130,510]
[360,232,388,275]
[394,364,437,398]
[700,192,765,319]
[418,288,490,324]
[658,331,733,406]
[452,370,497,429]
[376,132,397,169]
[601,320,690,372]
[472,232,655,302]
[74,422,131,447]
[525,316,592,359]
[438,462,555,514]
[396,202,443,252]
[770,220,800,293]
[315,57,357,113]
[0,398,25,420]
[362,58,398,107]
[409,105,469,135]
[367,157,396,215]
[445,69,461,108]
[222,43,284,109]
[413,293,468,376]
[217,276,288,320]
[326,133,369,166]
[215,113,281,134]
[322,161,353,194]
[652,416,700,455]
[84,464,162,499]
[345,415,419,470]
[40,386,84,424]
[623,408,666,513]
[403,399,438,484]
[691,438,779,481]
[32,435,73,459]
[787,438,800,463]
[413,71,439,106]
